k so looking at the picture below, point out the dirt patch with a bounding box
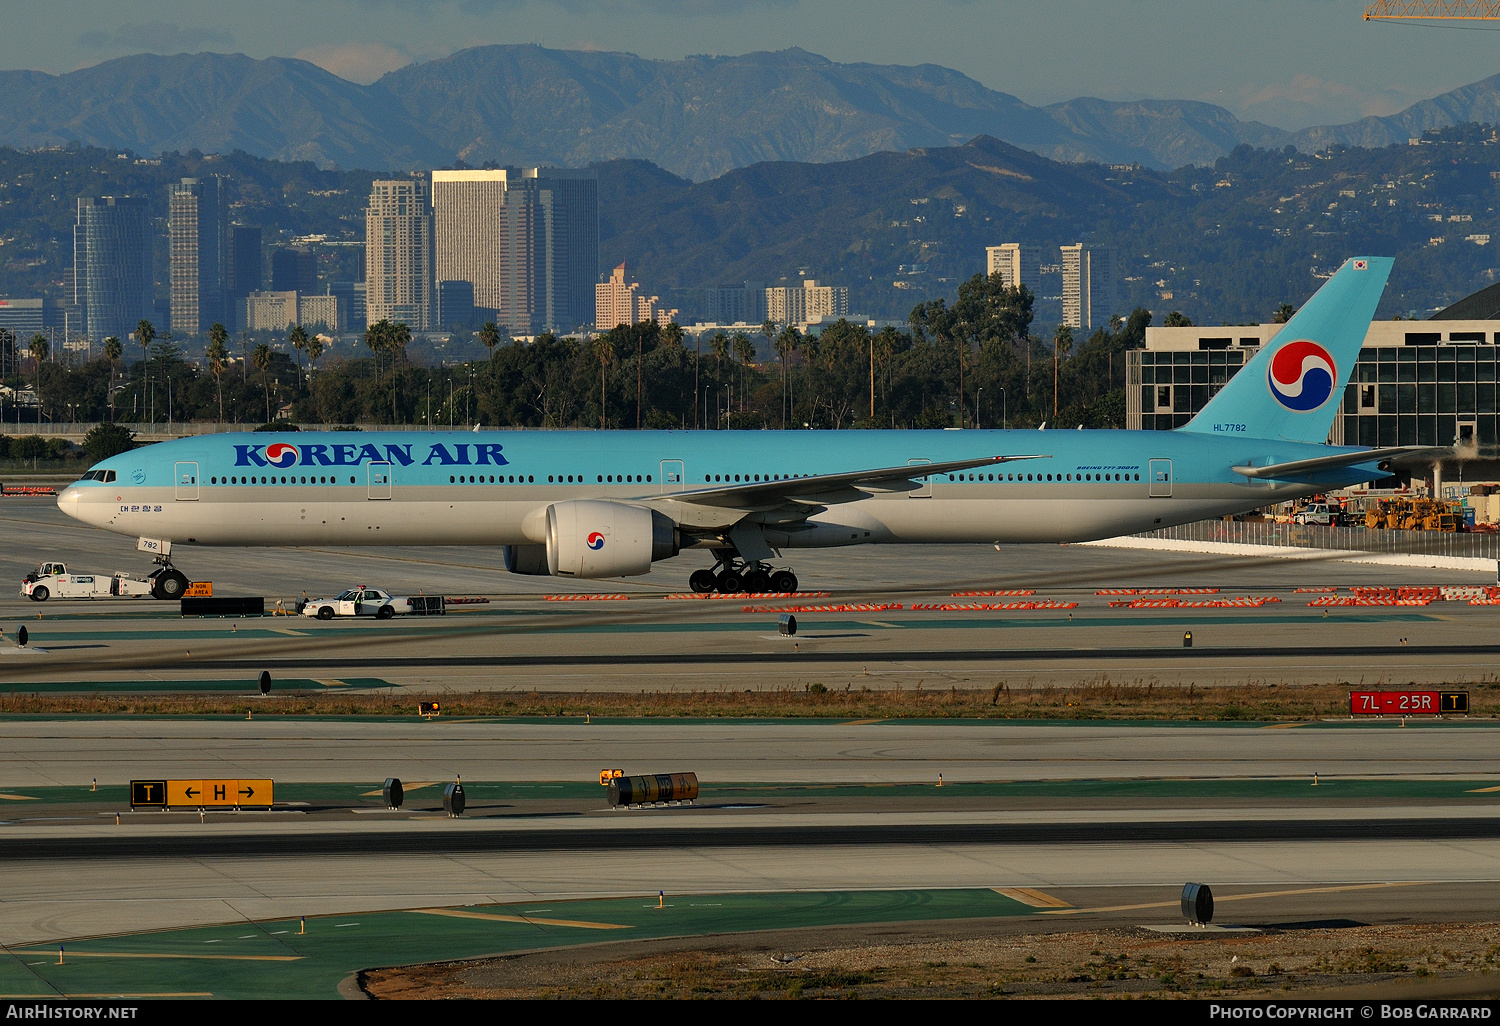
[363,921,1500,999]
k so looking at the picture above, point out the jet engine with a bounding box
[502,543,550,576]
[523,500,679,578]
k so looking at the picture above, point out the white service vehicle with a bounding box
[301,586,445,620]
[21,561,156,602]
[1292,502,1336,526]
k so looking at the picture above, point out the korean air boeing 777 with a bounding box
[57,257,1425,598]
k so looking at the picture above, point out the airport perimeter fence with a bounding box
[1139,519,1500,560]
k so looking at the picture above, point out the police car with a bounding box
[300,586,445,620]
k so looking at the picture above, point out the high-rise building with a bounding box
[986,243,1041,294]
[74,196,152,342]
[271,247,318,295]
[702,282,767,325]
[168,178,227,335]
[242,291,338,333]
[437,280,476,330]
[596,263,677,329]
[431,167,598,336]
[766,280,849,327]
[226,225,262,331]
[1060,244,1118,331]
[365,179,435,331]
[327,281,366,334]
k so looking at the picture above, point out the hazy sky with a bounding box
[6,0,1500,130]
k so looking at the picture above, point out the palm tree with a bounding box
[28,334,48,419]
[732,332,755,413]
[251,342,273,424]
[773,326,800,429]
[102,336,122,421]
[593,334,615,429]
[709,333,729,425]
[134,319,155,424]
[384,321,411,422]
[288,323,309,394]
[1052,324,1073,422]
[303,334,326,424]
[478,321,502,358]
[205,325,230,426]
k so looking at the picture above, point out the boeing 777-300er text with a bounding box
[58,257,1428,598]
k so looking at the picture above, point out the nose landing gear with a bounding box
[689,559,798,595]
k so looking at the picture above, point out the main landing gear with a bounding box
[689,559,798,595]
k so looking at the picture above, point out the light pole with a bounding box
[975,387,982,431]
[998,387,1007,430]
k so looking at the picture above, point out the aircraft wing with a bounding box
[657,453,1049,510]
[1231,446,1440,481]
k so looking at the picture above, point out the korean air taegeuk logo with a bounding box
[1267,340,1337,412]
[586,532,606,550]
[264,442,301,469]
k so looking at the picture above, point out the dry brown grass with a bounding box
[363,922,1500,1000]
[2,680,1495,720]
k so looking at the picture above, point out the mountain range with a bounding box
[4,46,1500,179]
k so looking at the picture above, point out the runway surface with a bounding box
[4,719,1499,785]
[4,498,1500,688]
[5,498,1500,975]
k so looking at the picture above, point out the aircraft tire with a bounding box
[689,569,717,594]
[153,570,189,601]
[771,571,798,594]
[715,571,743,594]
[742,570,772,594]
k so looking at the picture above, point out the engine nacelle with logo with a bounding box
[545,500,678,578]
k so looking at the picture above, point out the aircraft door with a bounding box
[660,460,686,493]
[907,458,932,498]
[367,462,392,500]
[1148,458,1173,498]
[174,462,199,501]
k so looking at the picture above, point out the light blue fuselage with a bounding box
[57,428,1370,551]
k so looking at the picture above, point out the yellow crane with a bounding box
[1365,1,1500,20]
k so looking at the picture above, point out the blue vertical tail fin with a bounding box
[1180,256,1392,443]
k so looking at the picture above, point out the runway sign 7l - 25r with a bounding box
[1349,691,1469,715]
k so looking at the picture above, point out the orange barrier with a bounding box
[1095,587,1221,595]
[0,485,56,496]
[1109,596,1275,609]
[742,603,903,613]
[1307,596,1433,607]
[663,591,831,600]
[444,597,491,605]
[949,589,1035,597]
[911,600,1078,611]
[544,594,630,601]
[1294,587,1338,593]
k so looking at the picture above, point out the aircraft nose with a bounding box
[56,485,81,521]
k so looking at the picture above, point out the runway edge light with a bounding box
[1182,883,1214,926]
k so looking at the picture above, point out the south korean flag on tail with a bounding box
[1353,259,1368,270]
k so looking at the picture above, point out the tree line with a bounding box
[1,272,1153,436]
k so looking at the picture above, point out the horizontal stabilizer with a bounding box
[1231,446,1439,480]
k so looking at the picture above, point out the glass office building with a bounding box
[1128,321,1500,448]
